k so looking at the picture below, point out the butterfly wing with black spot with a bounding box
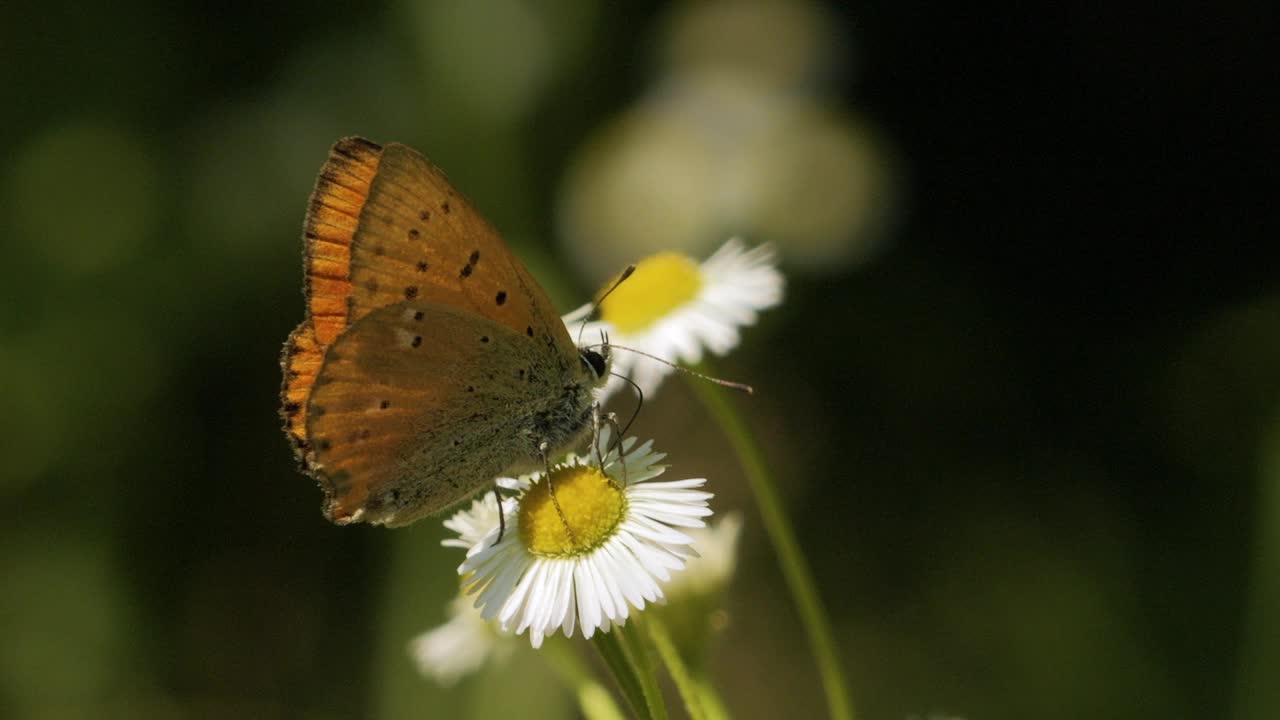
[344,143,571,347]
[282,137,579,474]
[305,301,595,526]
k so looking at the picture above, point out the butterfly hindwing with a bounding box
[283,139,580,452]
[304,300,595,527]
[281,321,324,455]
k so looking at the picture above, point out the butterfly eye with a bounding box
[581,349,608,379]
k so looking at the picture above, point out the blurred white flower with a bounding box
[660,512,743,601]
[407,480,530,685]
[559,0,896,278]
[408,593,513,686]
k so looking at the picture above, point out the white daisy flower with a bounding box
[441,476,528,550]
[408,485,528,685]
[408,593,512,686]
[458,430,713,648]
[563,237,784,400]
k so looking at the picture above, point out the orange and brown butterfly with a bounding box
[280,138,610,527]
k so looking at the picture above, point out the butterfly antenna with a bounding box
[608,344,755,394]
[577,265,636,345]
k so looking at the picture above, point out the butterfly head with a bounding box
[580,346,610,385]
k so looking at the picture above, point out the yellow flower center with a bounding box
[598,252,703,333]
[519,465,626,557]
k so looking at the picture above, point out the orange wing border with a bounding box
[280,137,384,458]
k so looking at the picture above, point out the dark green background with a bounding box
[2,1,1276,718]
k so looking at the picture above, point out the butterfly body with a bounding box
[281,138,607,527]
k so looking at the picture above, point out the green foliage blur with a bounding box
[2,1,1276,719]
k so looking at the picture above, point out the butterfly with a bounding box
[280,137,609,527]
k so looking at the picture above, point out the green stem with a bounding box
[592,629,649,719]
[688,371,856,720]
[646,617,714,720]
[618,621,669,720]
[542,637,627,720]
[592,623,668,720]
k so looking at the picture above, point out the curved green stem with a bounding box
[592,623,668,720]
[592,629,648,719]
[646,617,716,720]
[688,371,856,720]
[619,621,669,720]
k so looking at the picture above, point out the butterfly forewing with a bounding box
[304,137,382,345]
[282,137,601,527]
[282,138,383,454]
[344,143,575,354]
[281,137,577,458]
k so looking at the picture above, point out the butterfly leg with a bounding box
[590,402,606,466]
[593,404,628,488]
[607,413,628,486]
[491,483,508,546]
[539,441,578,545]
